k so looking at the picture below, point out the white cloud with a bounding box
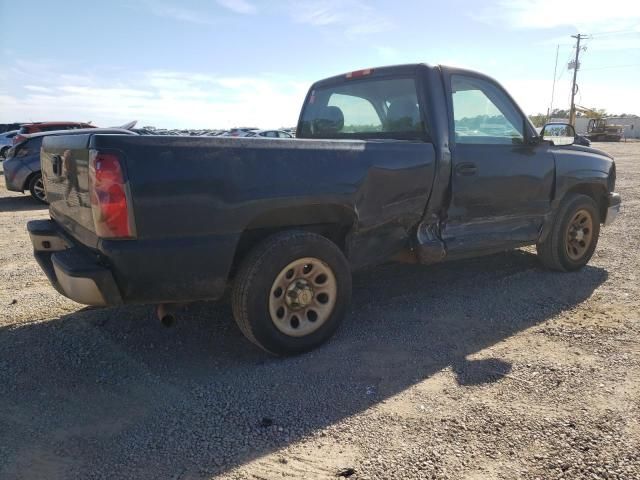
[0,65,310,129]
[23,85,53,93]
[216,0,257,14]
[288,0,394,35]
[475,0,640,31]
[146,2,218,25]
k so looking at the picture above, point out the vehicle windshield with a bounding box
[299,76,426,140]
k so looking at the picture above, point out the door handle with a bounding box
[456,162,477,176]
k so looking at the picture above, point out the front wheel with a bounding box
[232,231,352,355]
[537,194,600,271]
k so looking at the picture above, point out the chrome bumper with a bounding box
[604,193,621,226]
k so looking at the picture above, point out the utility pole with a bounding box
[569,34,588,127]
[548,44,559,122]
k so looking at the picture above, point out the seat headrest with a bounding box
[313,106,344,134]
[387,99,420,131]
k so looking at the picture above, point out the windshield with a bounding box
[299,77,426,140]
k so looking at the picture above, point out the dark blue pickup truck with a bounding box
[28,64,620,355]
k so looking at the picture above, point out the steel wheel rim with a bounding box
[565,209,593,261]
[33,178,46,201]
[268,257,337,337]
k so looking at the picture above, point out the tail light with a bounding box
[89,150,136,238]
[13,134,25,145]
[346,68,373,79]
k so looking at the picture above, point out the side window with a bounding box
[265,131,278,137]
[328,94,382,133]
[451,75,524,145]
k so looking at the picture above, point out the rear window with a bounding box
[299,77,426,140]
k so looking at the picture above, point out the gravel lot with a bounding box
[1,142,639,480]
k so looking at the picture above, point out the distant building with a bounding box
[605,117,639,139]
[551,116,639,139]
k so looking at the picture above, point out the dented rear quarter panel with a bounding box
[87,134,436,301]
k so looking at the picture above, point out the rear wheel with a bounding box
[0,146,9,159]
[28,173,48,204]
[232,231,351,355]
[537,194,600,271]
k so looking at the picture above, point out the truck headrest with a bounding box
[387,99,420,131]
[314,106,344,134]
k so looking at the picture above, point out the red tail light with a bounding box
[89,150,135,238]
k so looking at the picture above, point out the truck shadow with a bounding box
[0,194,48,213]
[0,250,607,478]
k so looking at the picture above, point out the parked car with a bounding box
[245,129,294,138]
[29,63,620,356]
[222,128,259,137]
[0,130,18,158]
[4,128,136,203]
[12,121,96,145]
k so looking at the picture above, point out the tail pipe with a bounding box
[156,303,177,328]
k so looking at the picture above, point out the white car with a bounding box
[245,130,294,138]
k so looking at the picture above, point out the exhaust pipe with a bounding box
[156,303,176,328]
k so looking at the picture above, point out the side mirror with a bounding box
[541,122,576,146]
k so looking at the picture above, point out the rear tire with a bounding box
[537,194,600,271]
[28,173,48,204]
[232,231,351,355]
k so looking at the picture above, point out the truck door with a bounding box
[442,71,555,255]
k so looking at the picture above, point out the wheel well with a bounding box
[23,170,41,191]
[229,223,352,279]
[565,183,608,222]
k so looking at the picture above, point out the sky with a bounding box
[0,0,639,129]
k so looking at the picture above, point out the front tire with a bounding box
[28,173,48,204]
[537,194,600,271]
[232,231,352,355]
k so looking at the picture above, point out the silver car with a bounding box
[0,130,18,159]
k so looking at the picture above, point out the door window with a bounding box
[451,75,524,144]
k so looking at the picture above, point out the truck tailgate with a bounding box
[41,134,97,247]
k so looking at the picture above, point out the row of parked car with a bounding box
[1,122,296,203]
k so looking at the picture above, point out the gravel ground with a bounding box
[0,142,639,480]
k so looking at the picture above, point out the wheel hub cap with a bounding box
[268,257,338,338]
[565,209,594,261]
[286,279,314,310]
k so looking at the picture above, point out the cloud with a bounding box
[474,0,640,31]
[23,85,53,93]
[0,64,311,129]
[146,2,218,25]
[216,0,257,14]
[288,0,394,35]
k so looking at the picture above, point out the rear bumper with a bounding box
[604,192,621,226]
[27,220,122,306]
[27,219,237,306]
